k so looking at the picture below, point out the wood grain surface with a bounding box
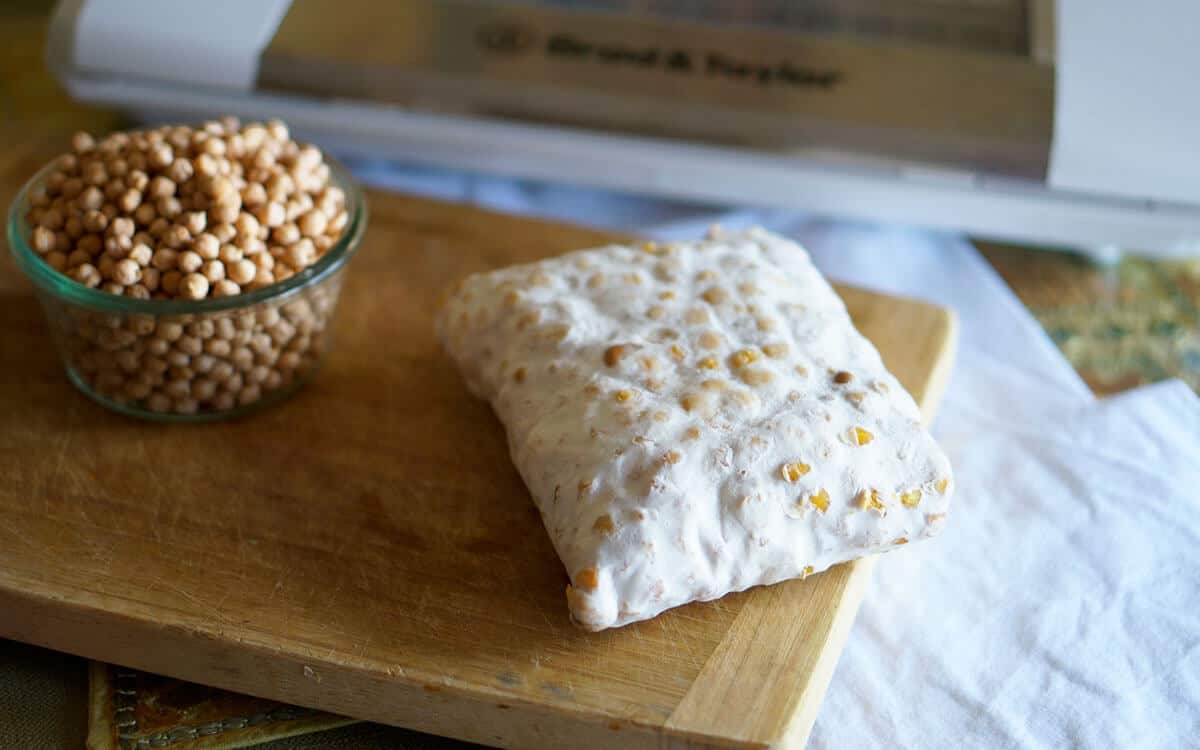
[0,147,956,749]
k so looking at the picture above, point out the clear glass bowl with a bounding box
[6,157,367,422]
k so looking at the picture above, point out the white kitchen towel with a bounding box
[349,160,1200,748]
[811,378,1200,750]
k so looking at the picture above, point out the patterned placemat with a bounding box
[86,663,356,750]
[980,242,1200,395]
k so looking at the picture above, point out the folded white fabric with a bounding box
[436,228,953,629]
[812,379,1200,750]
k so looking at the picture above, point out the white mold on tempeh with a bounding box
[437,228,953,630]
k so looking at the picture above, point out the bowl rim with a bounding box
[6,153,367,314]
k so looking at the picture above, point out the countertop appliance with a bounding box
[48,0,1200,256]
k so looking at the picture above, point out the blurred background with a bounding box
[19,0,1200,396]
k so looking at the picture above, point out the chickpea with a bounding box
[69,263,101,288]
[177,250,203,274]
[179,272,210,300]
[191,232,220,260]
[46,251,68,272]
[151,248,179,271]
[212,280,241,297]
[66,248,92,267]
[228,258,257,286]
[200,259,225,283]
[113,258,141,286]
[160,270,182,296]
[141,266,161,292]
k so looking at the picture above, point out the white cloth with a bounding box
[351,161,1200,749]
[815,378,1200,750]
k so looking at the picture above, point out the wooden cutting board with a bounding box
[0,174,955,749]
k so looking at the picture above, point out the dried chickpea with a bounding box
[256,202,286,228]
[110,216,135,238]
[228,259,257,286]
[177,336,203,357]
[78,185,103,211]
[179,273,210,300]
[210,200,241,225]
[69,263,101,288]
[201,259,225,282]
[192,232,220,260]
[272,222,299,245]
[151,248,179,271]
[218,243,243,264]
[160,270,182,296]
[164,379,191,400]
[99,179,122,202]
[212,222,237,243]
[66,248,90,268]
[133,203,157,226]
[183,210,206,235]
[117,188,141,213]
[166,158,193,184]
[177,250,203,274]
[251,266,274,289]
[82,210,107,234]
[205,339,231,357]
[298,208,327,237]
[162,225,191,249]
[156,196,182,220]
[127,242,152,266]
[233,212,259,239]
[242,182,266,207]
[103,234,131,257]
[77,234,102,255]
[31,225,56,254]
[154,321,183,342]
[141,266,161,292]
[113,258,141,286]
[126,169,149,192]
[147,217,169,238]
[212,280,240,297]
[284,239,315,271]
[82,162,107,186]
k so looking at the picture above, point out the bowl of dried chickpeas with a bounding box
[6,117,366,421]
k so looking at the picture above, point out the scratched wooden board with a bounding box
[0,151,956,749]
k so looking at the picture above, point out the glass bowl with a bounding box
[6,156,367,422]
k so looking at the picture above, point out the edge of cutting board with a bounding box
[0,297,956,750]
